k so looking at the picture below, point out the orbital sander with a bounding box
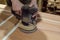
[18,5,38,33]
[6,0,38,33]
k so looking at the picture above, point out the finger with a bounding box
[32,15,36,18]
[19,11,22,16]
[15,11,20,15]
[32,14,37,18]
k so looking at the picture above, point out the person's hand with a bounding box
[29,4,33,7]
[32,11,40,17]
[32,11,38,18]
[11,0,23,16]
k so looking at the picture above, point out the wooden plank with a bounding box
[0,15,13,26]
[0,11,11,23]
[2,21,20,40]
[8,27,60,40]
[0,16,19,39]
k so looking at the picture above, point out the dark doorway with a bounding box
[41,0,48,12]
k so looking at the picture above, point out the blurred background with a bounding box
[0,0,60,15]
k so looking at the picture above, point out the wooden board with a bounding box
[0,16,19,40]
[8,24,60,40]
[0,4,60,40]
[0,11,11,23]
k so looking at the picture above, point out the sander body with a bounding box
[6,0,38,32]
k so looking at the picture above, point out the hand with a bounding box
[29,4,33,7]
[11,0,23,15]
[32,11,39,17]
[32,11,40,20]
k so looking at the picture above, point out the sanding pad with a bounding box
[18,21,37,33]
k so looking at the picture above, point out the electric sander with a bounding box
[6,0,38,33]
[18,5,38,33]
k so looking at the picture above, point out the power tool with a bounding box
[18,5,38,33]
[6,0,38,33]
